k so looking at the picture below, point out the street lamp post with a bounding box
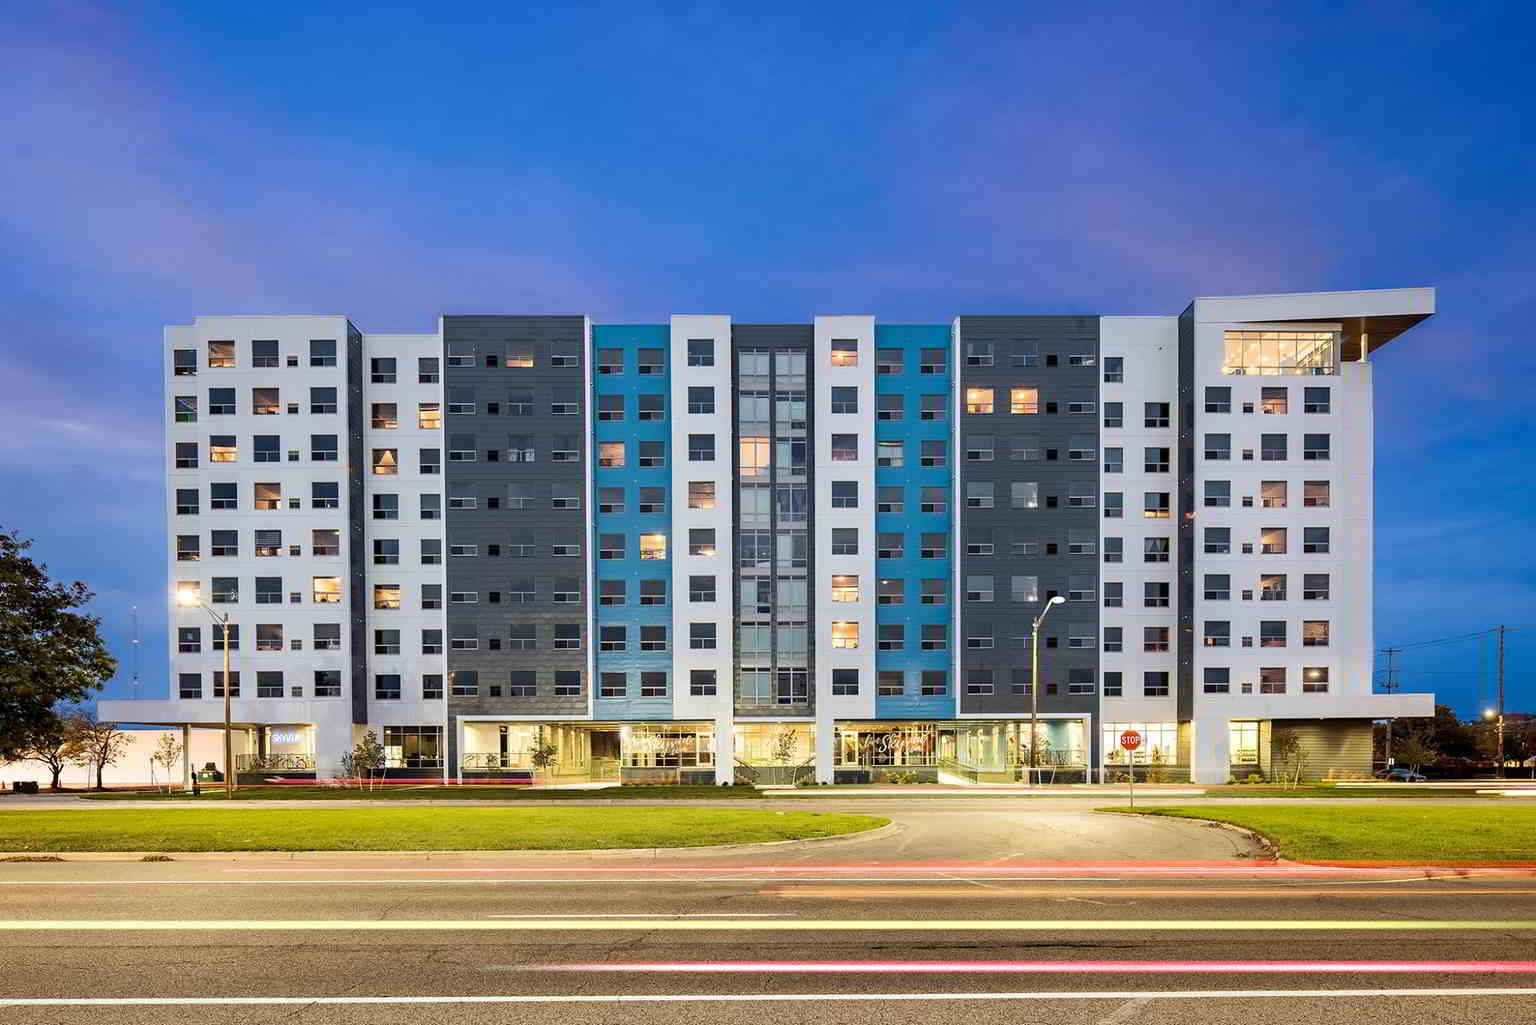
[1485,709,1506,780]
[1027,595,1067,786]
[179,589,235,797]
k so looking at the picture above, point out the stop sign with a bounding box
[1119,729,1143,751]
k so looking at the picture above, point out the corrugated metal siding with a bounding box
[1271,719,1373,780]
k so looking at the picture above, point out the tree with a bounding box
[1270,729,1307,788]
[16,714,88,790]
[74,709,132,790]
[343,731,386,791]
[0,530,118,760]
[1393,724,1441,774]
[151,733,184,793]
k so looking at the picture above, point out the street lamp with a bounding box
[179,587,236,797]
[1027,595,1067,785]
[1485,709,1505,780]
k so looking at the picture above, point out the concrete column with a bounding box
[713,718,734,785]
[814,715,836,784]
[181,725,193,790]
[1190,716,1231,784]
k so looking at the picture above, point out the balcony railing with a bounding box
[235,753,316,772]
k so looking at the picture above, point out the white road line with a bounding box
[0,989,1534,1006]
[1,919,1532,931]
[0,877,1135,886]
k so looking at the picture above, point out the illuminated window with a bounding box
[830,575,859,602]
[1223,330,1338,376]
[965,387,993,414]
[417,403,440,429]
[1229,721,1260,761]
[830,621,859,648]
[506,349,534,368]
[739,437,769,477]
[598,442,625,468]
[252,388,280,415]
[313,577,342,604]
[371,449,398,475]
[688,481,715,509]
[1302,667,1330,693]
[371,403,397,429]
[209,436,236,463]
[207,341,235,368]
[830,339,858,366]
[373,584,400,610]
[1010,387,1039,414]
[639,533,667,560]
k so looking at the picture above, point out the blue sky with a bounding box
[2,1,1532,714]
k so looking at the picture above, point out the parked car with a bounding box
[1374,767,1427,782]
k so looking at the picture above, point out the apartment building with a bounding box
[101,288,1436,784]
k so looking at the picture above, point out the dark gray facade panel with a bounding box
[1175,306,1196,721]
[956,316,1100,729]
[345,323,369,724]
[443,316,589,745]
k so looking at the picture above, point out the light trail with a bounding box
[762,886,1532,898]
[2,989,1536,1006]
[545,959,1536,974]
[2,918,1534,932]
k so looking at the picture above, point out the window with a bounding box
[173,395,197,423]
[920,670,948,696]
[596,348,623,374]
[597,441,625,468]
[688,528,716,556]
[206,340,235,368]
[252,436,281,464]
[370,448,398,476]
[965,670,993,697]
[422,675,444,699]
[1260,433,1287,461]
[1302,667,1330,693]
[681,385,717,417]
[638,394,664,421]
[1142,672,1170,697]
[207,436,236,463]
[1010,575,1039,603]
[1103,447,1123,473]
[1144,627,1170,653]
[1068,574,1095,602]
[1143,492,1170,518]
[913,486,942,514]
[686,339,715,367]
[1304,573,1330,600]
[830,339,858,366]
[1103,356,1124,383]
[1202,480,1232,508]
[876,486,904,514]
[831,668,859,696]
[829,434,858,462]
[1104,492,1123,519]
[689,622,716,650]
[1304,387,1331,414]
[830,480,858,509]
[313,576,341,604]
[1204,386,1231,413]
[1143,402,1170,428]
[1103,401,1123,428]
[1223,330,1338,376]
[1303,620,1330,647]
[1259,621,1287,648]
[965,341,992,367]
[372,584,400,611]
[373,628,401,656]
[1202,526,1231,555]
[173,349,198,377]
[1008,387,1039,415]
[827,386,859,415]
[687,434,715,462]
[206,388,236,416]
[599,626,627,652]
[1103,581,1123,608]
[309,434,338,462]
[1010,481,1039,509]
[1103,537,1123,563]
[1303,433,1330,460]
[830,621,859,648]
[208,482,236,510]
[877,533,904,559]
[553,624,582,651]
[965,387,993,414]
[964,434,993,462]
[966,482,994,509]
[308,339,336,367]
[1260,667,1287,694]
[919,394,946,421]
[371,538,399,565]
[597,395,624,422]
[918,440,946,468]
[450,671,479,698]
[831,528,858,555]
[1303,527,1330,554]
[877,671,904,696]
[920,577,946,604]
[1259,386,1289,415]
[1144,581,1170,608]
[1259,527,1287,554]
[1301,480,1331,508]
[873,394,905,424]
[1202,433,1231,461]
[964,574,993,602]
[370,493,399,521]
[369,357,396,384]
[874,348,903,376]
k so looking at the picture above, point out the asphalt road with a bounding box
[2,801,1535,1024]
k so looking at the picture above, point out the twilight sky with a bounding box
[2,1,1532,714]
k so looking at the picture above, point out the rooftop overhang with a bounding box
[1191,287,1435,359]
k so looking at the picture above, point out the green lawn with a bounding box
[1117,805,1536,863]
[0,807,886,852]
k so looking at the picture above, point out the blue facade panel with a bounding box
[591,326,673,720]
[873,325,955,719]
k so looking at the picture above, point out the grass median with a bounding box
[0,806,887,853]
[1110,805,1536,864]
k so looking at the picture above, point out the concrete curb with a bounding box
[1093,809,1275,861]
[0,821,900,863]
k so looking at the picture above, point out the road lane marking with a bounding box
[762,887,1531,898]
[2,989,1536,1006]
[484,914,792,918]
[2,919,1534,931]
[541,960,1536,973]
[220,864,1536,877]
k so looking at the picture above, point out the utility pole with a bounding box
[1497,625,1506,778]
[1381,647,1400,768]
